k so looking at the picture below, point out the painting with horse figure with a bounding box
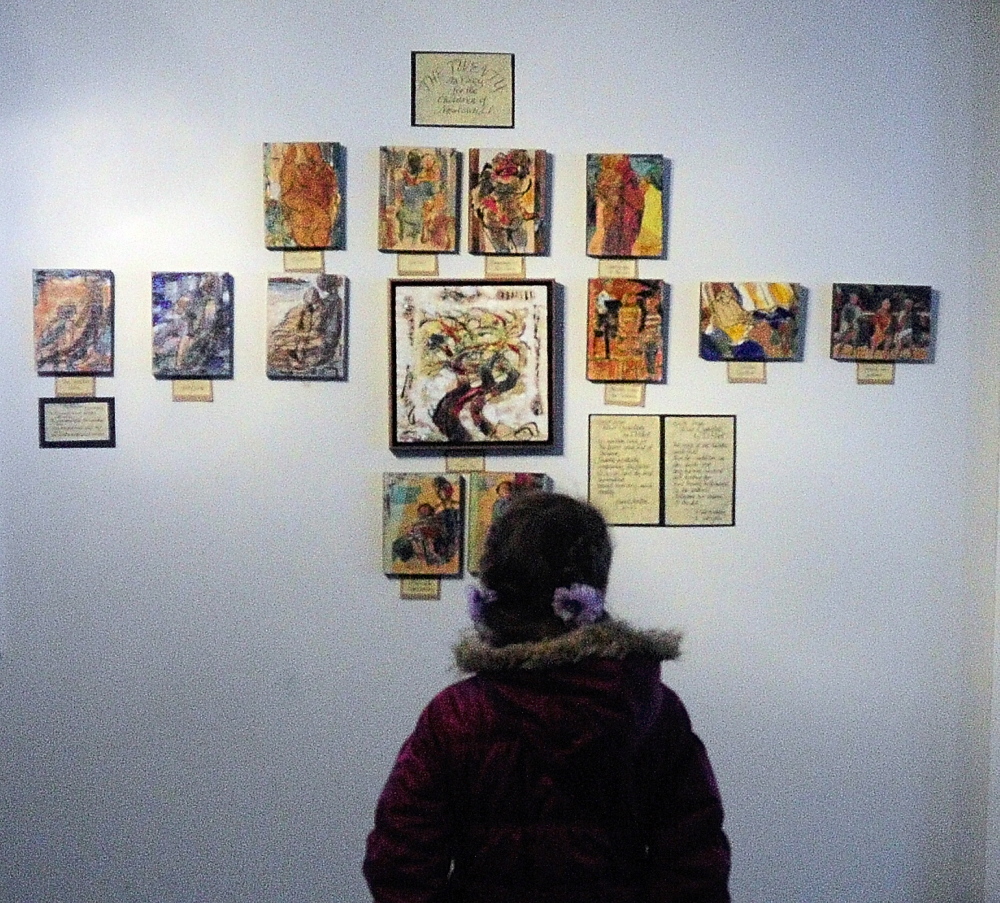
[699,282,801,361]
[830,283,933,362]
[383,473,464,577]
[586,153,664,258]
[468,148,547,255]
[263,142,345,250]
[267,274,347,379]
[378,147,459,253]
[390,280,553,451]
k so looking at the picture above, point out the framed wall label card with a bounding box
[152,273,234,379]
[267,274,347,380]
[412,52,514,128]
[830,283,933,362]
[383,473,464,577]
[263,142,345,250]
[39,397,115,448]
[379,147,460,253]
[33,269,114,376]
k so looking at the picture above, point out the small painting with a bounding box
[379,147,459,253]
[830,283,933,362]
[699,282,801,361]
[383,473,464,577]
[390,280,554,451]
[152,272,234,379]
[469,148,547,255]
[263,142,345,250]
[587,278,666,382]
[33,269,114,376]
[267,274,347,380]
[586,154,664,258]
[466,472,553,574]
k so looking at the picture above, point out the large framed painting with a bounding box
[587,278,666,382]
[152,272,234,379]
[468,148,547,255]
[466,472,553,574]
[830,283,933,362]
[586,153,664,258]
[699,282,802,361]
[378,147,459,253]
[390,279,554,451]
[383,472,464,577]
[33,269,114,376]
[267,274,347,380]
[263,142,345,250]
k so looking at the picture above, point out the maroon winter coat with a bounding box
[364,619,731,903]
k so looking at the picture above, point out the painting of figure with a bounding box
[267,274,347,380]
[379,147,459,253]
[468,148,547,255]
[34,269,114,376]
[587,278,666,382]
[383,473,464,577]
[586,154,664,258]
[152,272,234,379]
[830,283,933,362]
[391,280,553,450]
[466,472,553,574]
[264,142,345,250]
[699,282,801,361]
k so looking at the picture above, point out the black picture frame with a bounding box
[38,397,116,449]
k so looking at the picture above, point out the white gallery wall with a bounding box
[2,1,999,901]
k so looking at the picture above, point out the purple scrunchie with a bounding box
[552,583,605,626]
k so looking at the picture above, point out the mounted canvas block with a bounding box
[587,278,666,382]
[383,472,464,577]
[152,272,234,379]
[379,146,459,253]
[586,154,664,258]
[466,472,553,574]
[263,142,345,250]
[33,269,114,376]
[699,282,801,361]
[267,274,347,380]
[468,148,547,255]
[830,283,933,362]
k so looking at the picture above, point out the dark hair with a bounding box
[479,492,613,645]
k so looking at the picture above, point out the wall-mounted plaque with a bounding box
[411,52,514,128]
[38,397,115,448]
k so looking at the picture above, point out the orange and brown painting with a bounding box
[587,278,666,382]
[34,269,114,375]
[264,142,344,250]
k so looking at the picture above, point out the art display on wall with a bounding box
[383,472,464,576]
[151,272,234,379]
[378,147,459,253]
[587,278,666,382]
[830,283,933,362]
[267,274,347,380]
[468,148,547,255]
[33,269,114,376]
[263,142,345,250]
[586,153,664,258]
[390,279,554,451]
[466,472,553,574]
[699,282,801,361]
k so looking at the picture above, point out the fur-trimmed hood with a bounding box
[454,617,682,673]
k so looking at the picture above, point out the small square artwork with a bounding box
[466,472,553,575]
[586,154,664,258]
[379,147,459,253]
[383,473,464,577]
[33,269,114,376]
[699,282,801,361]
[152,272,234,379]
[830,284,933,362]
[263,142,345,250]
[587,278,666,382]
[469,148,547,255]
[267,274,347,380]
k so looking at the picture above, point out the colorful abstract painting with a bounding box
[830,283,933,362]
[586,154,664,258]
[379,147,459,253]
[699,282,801,361]
[383,473,464,577]
[267,274,347,380]
[33,269,114,376]
[263,142,345,250]
[587,278,666,382]
[152,272,234,379]
[391,280,553,450]
[468,148,547,255]
[466,472,553,574]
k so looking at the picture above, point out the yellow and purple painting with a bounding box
[267,274,347,380]
[34,269,114,376]
[830,283,933,362]
[469,148,547,255]
[586,154,664,258]
[466,472,553,575]
[699,282,801,361]
[152,272,234,379]
[587,278,666,382]
[383,473,464,577]
[263,142,345,250]
[379,146,459,253]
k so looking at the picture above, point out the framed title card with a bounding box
[39,397,115,448]
[412,52,514,128]
[33,269,114,376]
